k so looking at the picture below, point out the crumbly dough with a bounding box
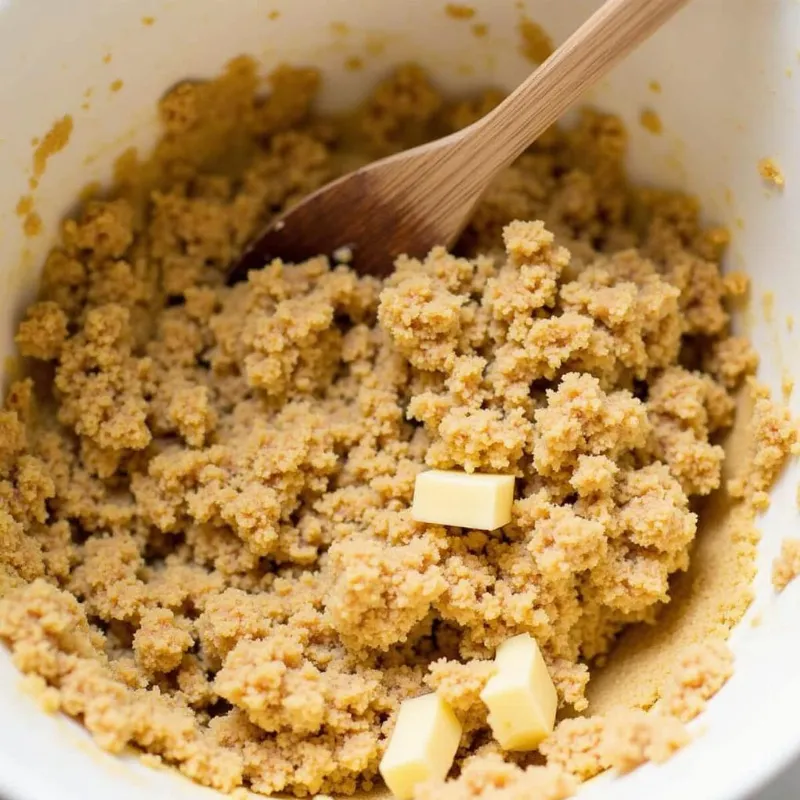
[537,640,730,781]
[584,382,796,717]
[420,640,732,800]
[416,753,576,800]
[0,60,794,798]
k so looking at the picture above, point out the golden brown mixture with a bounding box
[0,59,794,798]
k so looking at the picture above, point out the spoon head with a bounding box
[228,138,474,282]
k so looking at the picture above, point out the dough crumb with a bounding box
[541,705,690,780]
[723,270,750,298]
[415,753,576,800]
[773,538,800,592]
[33,114,74,180]
[425,657,495,733]
[659,640,734,723]
[539,716,608,782]
[727,382,797,500]
[602,708,689,773]
[20,673,61,713]
[519,17,554,64]
[703,336,759,389]
[133,608,193,674]
[15,301,69,360]
[640,108,663,135]
[782,374,794,402]
[541,640,732,783]
[445,3,476,20]
[758,157,785,188]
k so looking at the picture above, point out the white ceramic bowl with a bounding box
[1,1,799,799]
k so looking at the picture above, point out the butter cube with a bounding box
[411,470,515,530]
[480,633,558,751]
[379,693,462,799]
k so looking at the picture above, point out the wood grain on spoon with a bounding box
[232,0,690,281]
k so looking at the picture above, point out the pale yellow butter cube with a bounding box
[379,693,462,800]
[480,633,558,751]
[411,470,515,530]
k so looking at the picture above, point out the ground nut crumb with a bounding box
[773,539,800,592]
[0,58,788,799]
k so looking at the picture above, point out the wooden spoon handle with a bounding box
[463,0,691,180]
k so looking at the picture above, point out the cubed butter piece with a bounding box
[411,470,515,530]
[379,693,462,800]
[480,633,557,751]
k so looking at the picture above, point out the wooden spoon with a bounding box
[231,0,689,281]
